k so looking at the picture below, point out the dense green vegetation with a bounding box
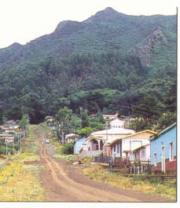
[0,8,176,130]
[53,107,105,143]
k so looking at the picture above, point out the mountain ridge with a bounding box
[0,7,176,123]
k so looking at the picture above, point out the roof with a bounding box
[109,130,156,146]
[151,122,176,141]
[110,118,125,126]
[103,113,118,121]
[105,134,133,145]
[88,128,135,140]
[0,134,15,140]
[0,133,15,137]
[133,144,149,152]
[65,133,79,139]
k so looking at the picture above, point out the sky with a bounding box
[0,0,178,48]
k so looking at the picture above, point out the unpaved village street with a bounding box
[34,125,168,202]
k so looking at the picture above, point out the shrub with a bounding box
[76,127,92,137]
[61,143,74,154]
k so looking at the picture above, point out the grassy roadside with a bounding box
[0,125,44,201]
[82,164,176,201]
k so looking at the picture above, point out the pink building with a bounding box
[133,144,150,163]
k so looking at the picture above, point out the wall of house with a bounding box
[103,145,112,156]
[150,126,176,165]
[122,138,149,159]
[134,145,150,161]
[141,145,150,161]
[109,119,125,128]
[74,137,86,154]
[151,160,176,174]
[111,140,122,158]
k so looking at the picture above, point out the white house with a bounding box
[104,130,156,160]
[109,118,125,128]
[80,118,135,157]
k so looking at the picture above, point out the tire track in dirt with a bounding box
[41,146,99,201]
[47,155,138,201]
[38,134,138,202]
[35,125,169,202]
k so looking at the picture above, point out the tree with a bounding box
[19,114,29,136]
[56,107,73,143]
[80,108,89,128]
[0,109,3,125]
[76,127,93,137]
[155,112,176,131]
[128,117,152,131]
[19,114,29,130]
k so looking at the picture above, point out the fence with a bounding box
[0,132,24,155]
[93,155,151,174]
[129,163,151,174]
[94,155,112,164]
[80,150,103,158]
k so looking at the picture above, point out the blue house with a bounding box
[74,137,87,154]
[150,123,176,173]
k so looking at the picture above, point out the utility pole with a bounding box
[19,134,21,153]
[12,140,15,154]
[5,140,7,155]
[106,123,108,142]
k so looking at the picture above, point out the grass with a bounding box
[0,125,45,201]
[50,137,77,162]
[82,164,176,200]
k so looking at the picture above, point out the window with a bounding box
[113,145,115,152]
[117,143,120,153]
[141,148,145,159]
[154,153,157,166]
[169,142,173,161]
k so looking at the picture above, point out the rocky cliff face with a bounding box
[131,27,167,67]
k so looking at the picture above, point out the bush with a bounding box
[61,143,74,154]
[76,127,93,137]
[0,145,14,154]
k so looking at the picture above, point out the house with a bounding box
[103,113,118,121]
[150,123,176,174]
[132,144,150,163]
[80,121,135,157]
[4,120,17,126]
[0,120,20,133]
[104,130,156,160]
[74,137,87,154]
[109,118,125,128]
[65,133,79,143]
[45,116,55,126]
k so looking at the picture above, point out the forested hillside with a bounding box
[0,7,176,125]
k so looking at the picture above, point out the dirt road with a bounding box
[36,126,167,202]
